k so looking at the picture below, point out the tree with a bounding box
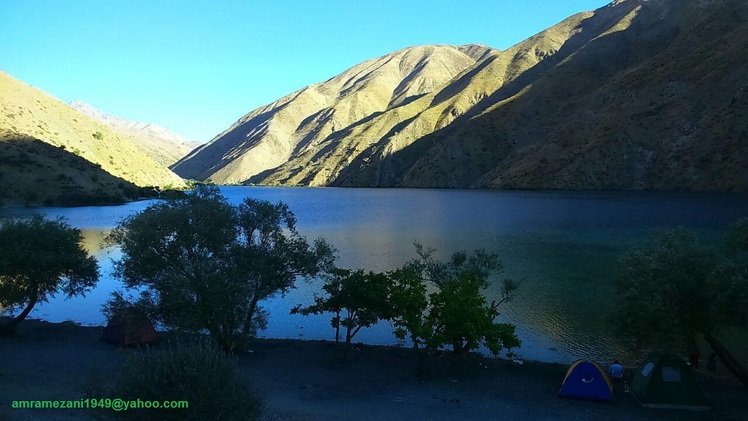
[0,215,99,335]
[407,244,519,355]
[428,271,520,356]
[107,185,334,352]
[613,225,748,388]
[389,267,432,374]
[291,268,391,360]
[233,198,335,337]
[390,244,520,374]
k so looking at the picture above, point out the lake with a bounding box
[2,187,747,364]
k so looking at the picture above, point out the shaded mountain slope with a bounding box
[384,0,748,191]
[260,1,646,187]
[0,70,186,199]
[0,136,149,207]
[175,0,747,192]
[68,100,199,166]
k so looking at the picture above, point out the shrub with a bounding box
[115,340,263,420]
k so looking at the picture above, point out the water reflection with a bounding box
[2,188,746,364]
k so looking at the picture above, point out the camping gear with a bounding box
[631,352,710,410]
[100,308,157,346]
[558,360,614,402]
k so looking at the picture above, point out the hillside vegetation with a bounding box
[171,44,497,184]
[68,100,199,166]
[0,70,186,206]
[0,136,152,206]
[174,0,747,191]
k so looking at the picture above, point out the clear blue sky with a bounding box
[1,0,610,143]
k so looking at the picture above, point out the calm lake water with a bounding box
[2,187,747,363]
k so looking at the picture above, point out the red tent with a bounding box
[100,308,157,346]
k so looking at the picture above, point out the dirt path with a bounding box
[1,321,746,420]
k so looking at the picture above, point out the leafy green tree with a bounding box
[409,243,504,289]
[408,244,519,355]
[291,268,391,360]
[107,185,334,352]
[389,267,433,374]
[390,244,520,373]
[429,271,520,356]
[0,216,99,335]
[614,225,748,388]
[234,198,335,336]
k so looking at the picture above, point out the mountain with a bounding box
[377,0,748,191]
[0,71,186,206]
[175,0,748,192]
[171,44,499,184]
[68,100,200,166]
[0,135,146,207]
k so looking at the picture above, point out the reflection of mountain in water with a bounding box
[79,229,111,256]
[10,188,748,363]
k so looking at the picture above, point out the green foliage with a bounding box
[428,271,520,356]
[55,193,127,207]
[92,131,104,140]
[115,340,263,421]
[614,228,717,349]
[409,243,503,288]
[614,225,748,387]
[292,268,392,354]
[232,197,336,335]
[389,267,433,361]
[389,244,520,373]
[0,215,99,334]
[107,185,335,351]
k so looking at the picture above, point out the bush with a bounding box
[115,340,263,420]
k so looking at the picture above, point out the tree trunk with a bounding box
[704,331,748,389]
[342,327,354,362]
[242,294,260,335]
[415,343,426,377]
[334,311,341,345]
[452,339,465,356]
[0,294,38,336]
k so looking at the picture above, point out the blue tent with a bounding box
[558,360,614,402]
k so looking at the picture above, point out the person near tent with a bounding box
[688,345,700,369]
[609,360,624,382]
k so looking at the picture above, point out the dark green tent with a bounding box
[631,352,710,411]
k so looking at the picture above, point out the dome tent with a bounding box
[631,352,710,411]
[558,360,614,402]
[100,307,157,347]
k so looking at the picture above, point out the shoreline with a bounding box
[2,320,747,420]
